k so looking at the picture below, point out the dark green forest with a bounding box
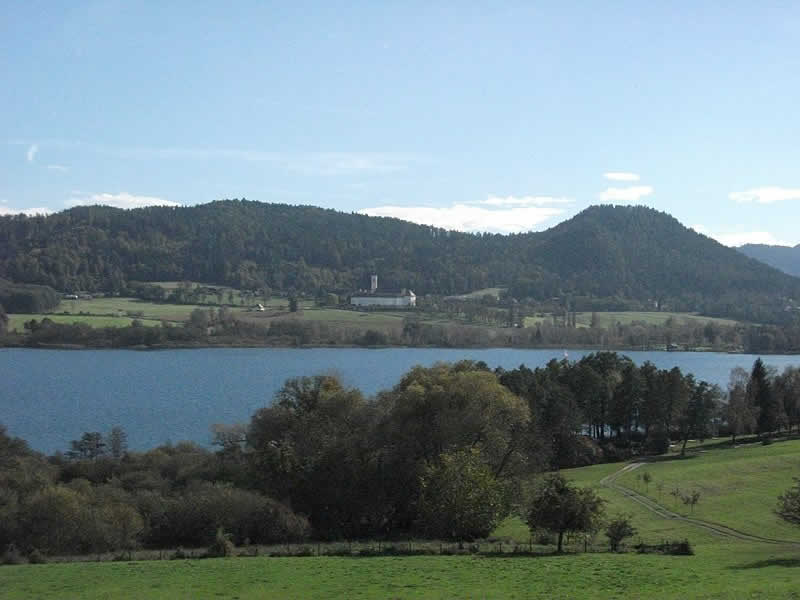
[2,201,799,324]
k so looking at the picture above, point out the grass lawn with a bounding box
[615,438,800,541]
[447,287,507,300]
[524,311,741,329]
[6,313,162,331]
[5,439,800,598]
[576,311,741,328]
[3,544,800,600]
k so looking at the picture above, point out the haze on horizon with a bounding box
[2,2,799,247]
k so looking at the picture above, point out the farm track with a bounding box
[600,462,800,546]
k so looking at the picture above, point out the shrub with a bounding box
[205,528,235,558]
[1,543,23,565]
[635,539,694,555]
[605,515,637,552]
[416,448,508,542]
[27,548,47,564]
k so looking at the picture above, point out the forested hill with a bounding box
[1,200,799,322]
[738,243,800,278]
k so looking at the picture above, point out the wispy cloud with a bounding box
[692,224,794,247]
[603,172,640,182]
[46,164,68,172]
[477,195,572,207]
[359,196,567,234]
[0,205,52,216]
[729,187,800,204]
[26,144,38,162]
[598,185,653,203]
[8,140,419,176]
[67,192,181,209]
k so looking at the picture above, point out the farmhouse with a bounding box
[350,275,416,308]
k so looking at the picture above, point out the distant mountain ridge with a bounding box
[1,201,799,323]
[738,243,800,278]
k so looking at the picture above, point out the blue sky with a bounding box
[2,1,800,246]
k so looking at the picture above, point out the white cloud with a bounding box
[598,185,654,203]
[46,164,68,172]
[359,202,566,234]
[729,187,800,204]
[603,172,640,182]
[692,225,793,247]
[26,144,38,162]
[478,195,572,207]
[67,192,181,209]
[0,205,52,216]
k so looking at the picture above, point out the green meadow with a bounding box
[4,438,800,599]
[6,313,162,332]
[524,311,741,329]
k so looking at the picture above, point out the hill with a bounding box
[739,243,800,278]
[2,201,800,323]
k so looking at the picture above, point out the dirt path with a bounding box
[600,462,800,546]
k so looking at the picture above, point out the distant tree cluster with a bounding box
[724,359,800,442]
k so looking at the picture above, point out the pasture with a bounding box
[523,311,741,329]
[3,438,800,598]
[6,313,162,331]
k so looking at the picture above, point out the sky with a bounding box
[2,1,800,246]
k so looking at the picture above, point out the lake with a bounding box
[3,347,800,454]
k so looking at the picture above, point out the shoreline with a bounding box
[2,339,793,354]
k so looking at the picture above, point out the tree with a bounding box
[677,379,720,456]
[0,303,7,334]
[526,473,605,553]
[605,515,636,552]
[726,367,755,444]
[416,448,507,543]
[248,375,377,539]
[776,478,800,526]
[749,358,781,436]
[67,432,106,460]
[107,426,128,459]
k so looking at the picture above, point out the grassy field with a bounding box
[524,311,741,329]
[615,437,800,541]
[4,547,800,600]
[6,313,162,332]
[4,439,800,598]
[447,287,507,300]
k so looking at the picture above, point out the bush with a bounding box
[644,429,671,455]
[205,528,235,558]
[27,548,47,564]
[635,539,694,555]
[1,543,23,565]
[605,515,637,552]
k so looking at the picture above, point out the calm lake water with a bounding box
[3,347,800,454]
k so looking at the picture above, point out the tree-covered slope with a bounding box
[738,243,800,278]
[1,201,799,322]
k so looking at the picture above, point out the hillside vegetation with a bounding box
[739,243,800,278]
[2,201,800,323]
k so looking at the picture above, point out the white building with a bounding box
[350,289,416,308]
[350,275,416,307]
